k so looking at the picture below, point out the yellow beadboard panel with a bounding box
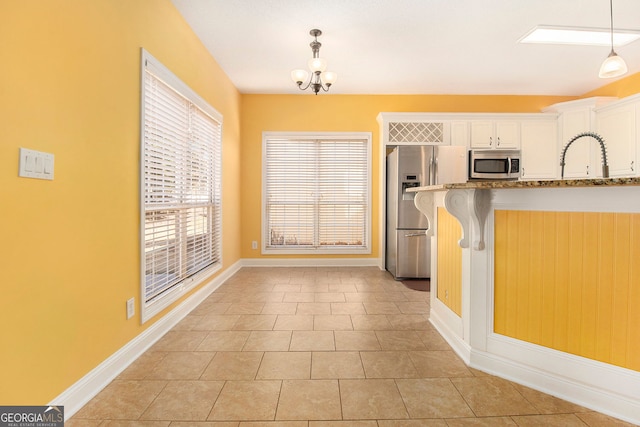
[437,207,463,316]
[494,210,640,372]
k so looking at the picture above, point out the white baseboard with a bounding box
[50,260,242,420]
[429,308,471,364]
[430,310,640,425]
[241,257,382,268]
[475,334,640,425]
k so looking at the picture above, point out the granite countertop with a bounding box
[407,177,640,192]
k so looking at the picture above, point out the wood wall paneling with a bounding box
[494,210,640,371]
[437,207,463,316]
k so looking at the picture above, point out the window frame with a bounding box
[261,132,372,255]
[139,49,223,323]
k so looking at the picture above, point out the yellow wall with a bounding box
[0,0,241,404]
[436,208,463,316]
[581,72,640,98]
[239,94,573,259]
[494,210,640,371]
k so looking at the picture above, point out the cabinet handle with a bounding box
[489,137,493,146]
[632,161,635,172]
[586,165,589,175]
[522,167,525,177]
[497,137,501,147]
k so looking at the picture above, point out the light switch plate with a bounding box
[19,148,54,180]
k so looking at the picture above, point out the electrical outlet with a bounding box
[445,290,449,299]
[126,298,135,319]
[251,240,258,250]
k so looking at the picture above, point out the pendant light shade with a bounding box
[291,69,309,85]
[308,57,327,73]
[599,50,628,78]
[320,71,338,86]
[599,0,628,78]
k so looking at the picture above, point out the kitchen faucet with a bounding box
[560,132,609,179]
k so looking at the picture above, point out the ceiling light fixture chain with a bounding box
[599,0,628,78]
[291,29,337,95]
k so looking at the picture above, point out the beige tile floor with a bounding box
[69,267,636,426]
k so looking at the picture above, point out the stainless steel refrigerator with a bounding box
[386,145,467,279]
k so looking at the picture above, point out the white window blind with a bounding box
[263,134,370,254]
[141,49,222,321]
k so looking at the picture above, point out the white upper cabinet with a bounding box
[520,119,558,180]
[470,121,520,149]
[559,109,595,178]
[544,97,616,179]
[450,121,469,148]
[595,97,639,178]
[378,98,640,182]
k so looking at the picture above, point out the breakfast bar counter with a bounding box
[407,179,640,424]
[410,176,640,191]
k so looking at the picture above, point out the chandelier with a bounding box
[291,29,338,95]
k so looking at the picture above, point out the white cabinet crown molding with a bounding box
[542,96,617,113]
[594,92,640,113]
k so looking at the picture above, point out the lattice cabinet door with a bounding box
[387,121,449,145]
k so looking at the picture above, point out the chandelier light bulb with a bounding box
[308,57,327,73]
[320,71,338,86]
[291,69,309,84]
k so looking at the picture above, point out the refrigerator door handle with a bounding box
[433,157,438,185]
[428,155,434,185]
[404,231,427,237]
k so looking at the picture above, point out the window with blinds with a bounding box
[262,133,371,254]
[141,49,222,322]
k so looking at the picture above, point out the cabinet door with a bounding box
[560,109,593,178]
[450,121,469,148]
[521,120,558,180]
[387,121,449,145]
[596,104,637,177]
[470,121,520,149]
[470,122,494,148]
[495,121,520,148]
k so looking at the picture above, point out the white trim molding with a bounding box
[473,334,640,425]
[241,257,381,268]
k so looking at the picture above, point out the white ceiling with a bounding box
[170,0,640,96]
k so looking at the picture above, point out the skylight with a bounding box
[519,26,640,46]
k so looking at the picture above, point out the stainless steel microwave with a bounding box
[469,149,521,180]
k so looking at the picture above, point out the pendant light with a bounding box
[599,0,628,78]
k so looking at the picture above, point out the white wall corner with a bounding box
[429,308,471,365]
